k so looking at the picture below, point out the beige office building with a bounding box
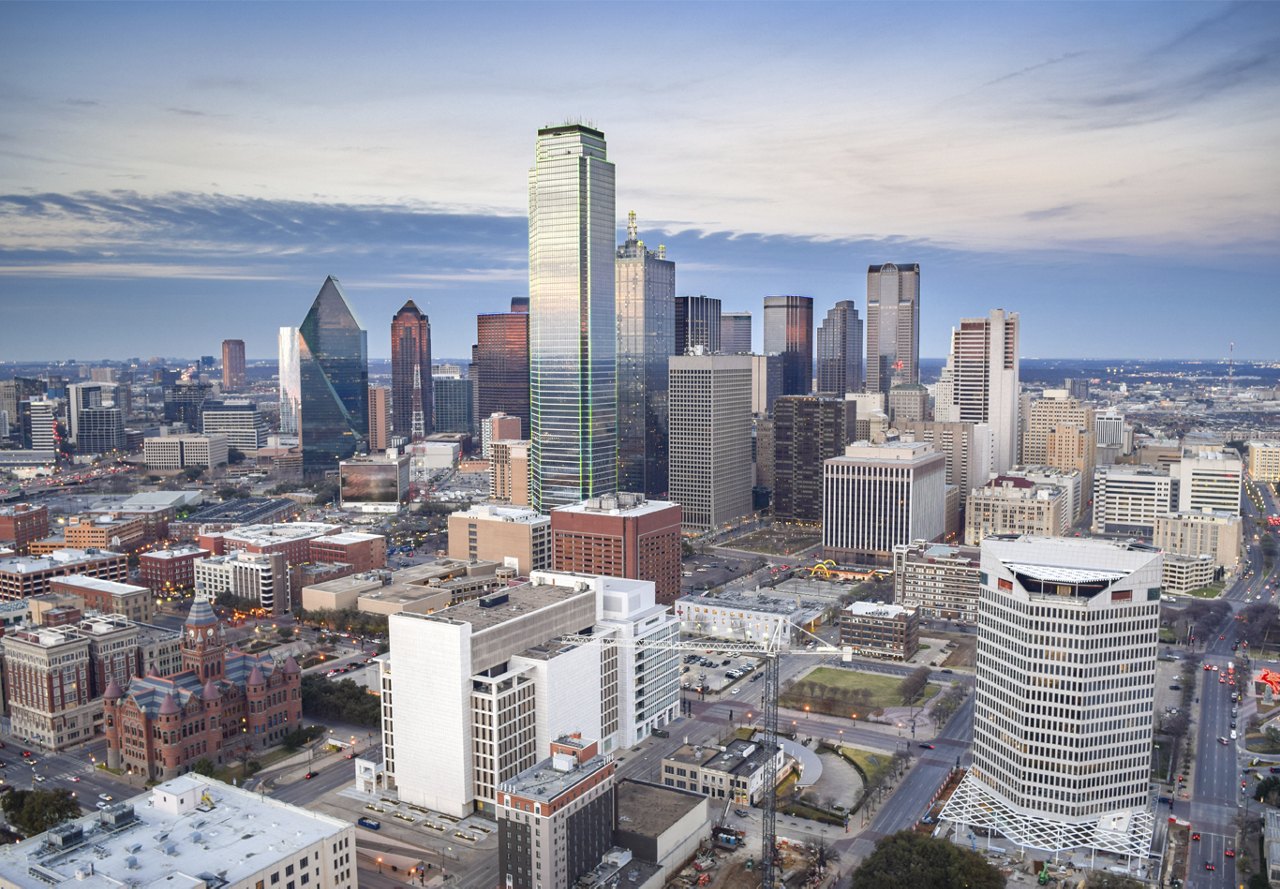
[448,503,551,576]
[1247,441,1280,482]
[490,439,531,506]
[1153,510,1241,569]
[965,478,1068,545]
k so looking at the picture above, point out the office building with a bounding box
[1247,440,1280,482]
[77,405,125,453]
[367,384,391,451]
[865,263,920,395]
[750,353,784,416]
[661,738,786,805]
[721,311,752,354]
[772,395,855,523]
[888,383,928,424]
[936,309,1020,473]
[200,400,268,451]
[163,380,212,431]
[1004,465,1084,524]
[490,439,532,506]
[194,551,290,614]
[433,374,473,436]
[822,442,946,564]
[0,377,43,439]
[1154,510,1242,569]
[447,503,551,576]
[0,549,129,600]
[893,540,982,622]
[1162,553,1216,596]
[1022,391,1093,465]
[103,593,302,780]
[0,504,49,556]
[840,601,920,660]
[0,774,356,889]
[383,571,679,817]
[339,451,410,513]
[1092,465,1174,536]
[481,411,522,458]
[278,325,301,435]
[497,735,617,889]
[166,498,297,541]
[1177,447,1243,515]
[298,276,369,476]
[753,417,775,494]
[528,124,617,511]
[391,299,433,440]
[762,295,813,396]
[2,625,95,748]
[474,298,530,438]
[62,513,148,553]
[144,433,229,469]
[815,300,863,396]
[941,536,1160,858]
[965,477,1069,545]
[617,213,676,498]
[551,493,682,606]
[674,295,720,355]
[24,399,57,451]
[47,575,152,623]
[139,544,211,594]
[897,420,993,496]
[67,381,105,445]
[668,354,753,532]
[221,338,246,390]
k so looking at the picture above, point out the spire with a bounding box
[104,677,123,701]
[201,679,221,702]
[627,209,638,242]
[248,664,266,687]
[184,590,219,628]
[281,655,301,675]
[159,692,180,716]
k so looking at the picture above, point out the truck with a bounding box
[357,817,382,830]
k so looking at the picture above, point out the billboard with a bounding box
[340,462,406,506]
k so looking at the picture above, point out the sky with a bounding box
[1,1,1278,362]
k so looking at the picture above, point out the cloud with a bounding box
[166,107,211,117]
[979,51,1087,90]
[64,98,98,107]
[1023,204,1082,222]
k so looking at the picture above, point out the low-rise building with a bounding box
[893,540,982,622]
[139,544,211,594]
[840,601,920,660]
[0,503,49,555]
[1162,553,1217,597]
[0,549,128,601]
[673,591,826,649]
[660,737,787,805]
[339,451,411,513]
[0,774,357,889]
[50,575,154,623]
[1153,509,1242,569]
[194,551,291,614]
[449,503,551,576]
[302,559,510,614]
[143,433,229,469]
[166,497,298,540]
[1,624,96,749]
[612,780,711,888]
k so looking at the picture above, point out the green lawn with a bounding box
[1187,585,1225,599]
[840,746,894,786]
[781,666,939,717]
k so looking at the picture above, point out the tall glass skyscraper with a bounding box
[762,295,813,396]
[298,276,369,475]
[616,211,675,498]
[278,326,301,435]
[816,300,864,396]
[391,300,433,441]
[674,295,720,355]
[474,296,530,435]
[528,123,616,510]
[866,263,920,395]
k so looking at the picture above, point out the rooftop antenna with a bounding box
[1228,341,1235,394]
[627,210,638,242]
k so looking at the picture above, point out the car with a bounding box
[344,752,356,760]
[941,668,954,674]
[20,751,31,758]
[1204,664,1214,671]
[99,793,113,802]
[96,802,107,809]
[304,771,317,780]
[734,809,750,817]
[731,687,741,695]
[33,775,45,782]
[70,776,80,783]
[1219,737,1229,745]
[1226,848,1236,858]
[1231,721,1237,729]
[919,743,935,749]
[1219,677,1227,684]
[1192,832,1201,841]
[751,674,762,682]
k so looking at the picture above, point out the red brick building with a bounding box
[0,549,129,601]
[0,504,49,555]
[307,532,387,572]
[550,494,682,605]
[139,544,212,594]
[103,593,302,781]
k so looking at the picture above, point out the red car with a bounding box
[304,771,317,780]
[1205,862,1216,871]
[1226,848,1236,858]
[1192,832,1201,841]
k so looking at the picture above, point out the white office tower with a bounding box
[941,536,1161,860]
[278,326,301,435]
[382,571,678,818]
[1177,447,1243,516]
[936,309,1020,474]
[66,382,105,444]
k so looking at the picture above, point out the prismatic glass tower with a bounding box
[298,276,368,475]
[528,123,617,510]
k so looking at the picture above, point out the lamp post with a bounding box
[376,856,383,874]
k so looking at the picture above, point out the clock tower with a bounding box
[181,590,226,682]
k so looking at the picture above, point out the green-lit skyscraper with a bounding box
[298,276,368,476]
[528,123,616,510]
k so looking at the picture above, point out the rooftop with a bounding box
[844,601,915,620]
[174,497,296,525]
[553,493,678,518]
[500,751,610,804]
[416,576,595,633]
[311,531,384,545]
[220,522,341,546]
[0,774,350,888]
[50,575,148,597]
[452,503,548,524]
[613,780,706,839]
[834,441,940,462]
[0,548,124,574]
[140,544,211,561]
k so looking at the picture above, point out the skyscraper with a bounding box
[772,395,855,523]
[297,276,369,476]
[815,300,863,396]
[221,339,246,390]
[278,326,301,436]
[720,311,753,354]
[865,263,920,395]
[616,212,676,497]
[528,123,616,510]
[433,374,473,435]
[474,297,530,436]
[391,300,432,441]
[762,295,813,396]
[66,382,105,445]
[936,309,1020,473]
[367,385,391,451]
[674,295,720,355]
[941,536,1160,858]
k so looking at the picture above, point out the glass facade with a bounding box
[474,302,530,435]
[674,295,720,355]
[816,300,864,396]
[616,213,675,498]
[391,300,433,440]
[278,326,301,435]
[528,124,617,510]
[720,312,752,354]
[298,276,369,475]
[762,295,813,397]
[865,263,920,395]
[433,376,473,435]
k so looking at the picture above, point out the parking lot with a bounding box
[680,650,764,696]
[680,555,757,594]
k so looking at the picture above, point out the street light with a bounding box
[376,857,383,874]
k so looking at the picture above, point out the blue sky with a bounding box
[1,1,1277,361]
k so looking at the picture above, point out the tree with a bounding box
[301,675,380,727]
[1255,775,1280,806]
[1085,874,1143,888]
[192,758,216,777]
[898,666,931,706]
[848,830,1003,889]
[227,447,246,465]
[0,788,81,837]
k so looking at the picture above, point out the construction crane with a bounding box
[561,622,850,889]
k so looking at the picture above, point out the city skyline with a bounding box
[1,2,1277,362]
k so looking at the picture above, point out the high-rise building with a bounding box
[551,493,683,606]
[772,395,855,523]
[1091,464,1173,536]
[762,295,813,396]
[1177,447,1243,515]
[721,311,753,354]
[201,400,268,451]
[528,124,617,511]
[367,384,391,451]
[674,295,721,355]
[668,354,753,532]
[298,276,369,476]
[1022,391,1095,495]
[750,353,784,416]
[433,375,473,436]
[163,380,212,431]
[0,504,49,555]
[481,412,523,459]
[490,439,532,506]
[865,263,920,395]
[936,309,1020,473]
[66,382,104,445]
[815,300,863,396]
[964,477,1069,545]
[941,536,1160,858]
[1154,510,1242,569]
[822,442,946,565]
[447,503,550,575]
[390,299,432,441]
[221,338,246,390]
[893,540,982,623]
[474,298,530,436]
[616,212,676,498]
[23,399,57,451]
[77,405,125,454]
[277,326,301,435]
[1247,440,1280,482]
[888,384,929,424]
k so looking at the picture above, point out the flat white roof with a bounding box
[0,549,123,574]
[220,522,341,546]
[314,531,384,544]
[50,574,148,596]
